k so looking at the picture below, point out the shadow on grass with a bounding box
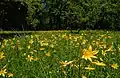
[0,32,32,41]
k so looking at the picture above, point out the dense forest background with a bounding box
[0,0,120,31]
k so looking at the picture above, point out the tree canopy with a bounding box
[0,0,120,30]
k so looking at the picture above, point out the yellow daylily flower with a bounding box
[111,63,119,69]
[95,41,99,45]
[3,39,8,44]
[49,44,54,48]
[73,36,79,42]
[102,44,107,48]
[29,39,34,44]
[65,36,70,40]
[62,34,66,38]
[45,51,51,57]
[35,35,39,38]
[60,60,74,67]
[0,52,5,60]
[27,55,34,62]
[30,35,34,38]
[7,72,13,77]
[106,45,113,52]
[102,50,107,56]
[82,45,98,62]
[82,75,87,78]
[81,40,87,45]
[79,36,83,40]
[107,36,112,38]
[41,42,49,46]
[100,35,105,37]
[27,45,31,49]
[40,48,45,51]
[64,34,72,40]
[1,45,5,48]
[0,68,7,77]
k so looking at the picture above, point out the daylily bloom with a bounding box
[45,51,51,57]
[81,40,87,45]
[49,44,54,48]
[102,50,107,56]
[106,45,113,52]
[27,55,34,62]
[82,75,87,78]
[111,63,119,69]
[65,34,72,40]
[0,68,7,77]
[60,60,74,67]
[82,45,98,62]
[0,52,5,60]
[7,72,13,77]
[62,34,66,38]
[27,45,31,49]
[41,42,48,46]
[30,35,34,38]
[29,39,34,44]
[40,48,45,51]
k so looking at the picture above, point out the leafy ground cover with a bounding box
[0,30,120,78]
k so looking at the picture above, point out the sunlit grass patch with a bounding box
[0,30,120,77]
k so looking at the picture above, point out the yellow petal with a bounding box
[91,56,97,58]
[92,61,106,66]
[100,58,103,61]
[82,75,87,78]
[40,48,45,51]
[0,52,5,60]
[33,58,40,61]
[88,45,92,52]
[85,67,95,70]
[7,72,13,77]
[111,63,119,69]
[45,52,51,57]
[88,58,92,62]
[0,68,7,77]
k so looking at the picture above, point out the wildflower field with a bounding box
[0,30,120,78]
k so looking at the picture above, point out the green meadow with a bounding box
[0,30,120,78]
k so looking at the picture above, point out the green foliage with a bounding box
[0,0,120,30]
[0,31,120,77]
[20,0,43,27]
[68,0,120,30]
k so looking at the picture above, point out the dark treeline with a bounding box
[0,0,120,31]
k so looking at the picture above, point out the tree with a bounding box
[0,0,28,30]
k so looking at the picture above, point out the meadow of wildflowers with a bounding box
[0,30,120,78]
